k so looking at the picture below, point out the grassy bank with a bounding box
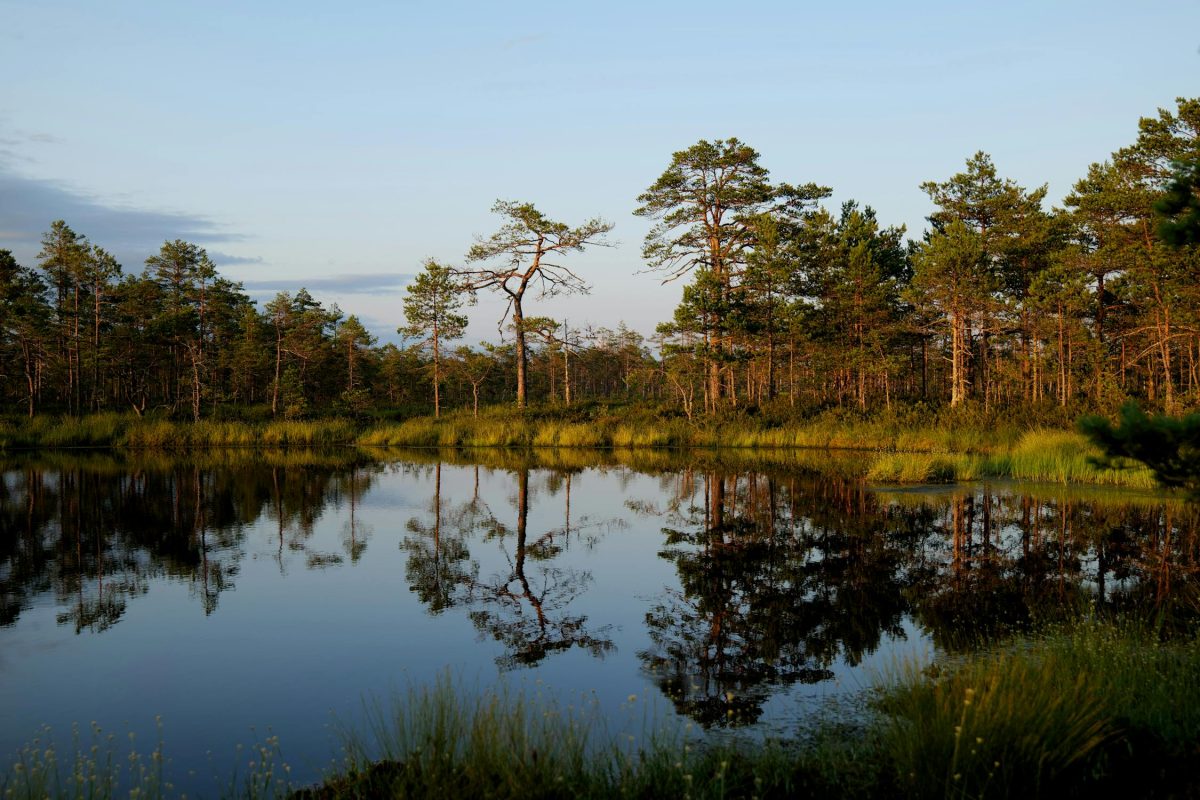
[304,620,1200,799]
[354,404,1031,452]
[359,409,1159,488]
[4,621,1196,799]
[0,406,1162,489]
[0,413,357,449]
[865,429,1158,488]
[0,404,1043,452]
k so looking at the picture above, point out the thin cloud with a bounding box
[240,273,416,295]
[0,166,243,268]
[500,33,545,50]
[208,251,264,266]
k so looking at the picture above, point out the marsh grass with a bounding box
[0,415,359,450]
[865,430,1158,488]
[4,621,1198,799]
[866,454,978,483]
[297,621,1200,799]
[876,619,1200,800]
[1,722,293,800]
[303,675,874,800]
[0,414,128,449]
[879,651,1113,798]
[0,405,1167,489]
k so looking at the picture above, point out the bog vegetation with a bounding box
[3,620,1197,799]
[2,99,1199,427]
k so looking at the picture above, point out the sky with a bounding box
[1,0,1198,345]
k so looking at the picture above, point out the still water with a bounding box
[1,448,1196,793]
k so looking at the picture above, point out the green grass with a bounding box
[3,620,1198,799]
[314,621,1200,800]
[302,675,874,800]
[0,405,1172,490]
[0,414,360,450]
[353,407,1029,454]
[865,429,1158,488]
[866,453,980,483]
[879,644,1113,798]
[877,618,1200,799]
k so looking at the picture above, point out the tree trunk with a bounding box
[950,311,964,407]
[562,322,571,406]
[271,320,282,417]
[433,319,441,418]
[513,301,527,410]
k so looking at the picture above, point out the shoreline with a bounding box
[0,409,1157,488]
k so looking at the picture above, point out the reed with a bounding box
[865,430,1158,488]
[1004,429,1156,487]
[5,621,1198,798]
[866,453,967,483]
[309,675,868,800]
[875,619,1200,799]
[0,407,1174,491]
[878,648,1113,798]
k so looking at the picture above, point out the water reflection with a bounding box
[402,464,615,668]
[1,448,1198,733]
[636,472,923,725]
[0,450,381,628]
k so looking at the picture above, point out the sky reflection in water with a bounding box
[1,449,1195,793]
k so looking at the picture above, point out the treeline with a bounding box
[1,97,1197,420]
[644,97,1200,417]
[0,228,656,419]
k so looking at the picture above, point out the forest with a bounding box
[2,97,1198,425]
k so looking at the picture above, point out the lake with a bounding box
[1,448,1195,794]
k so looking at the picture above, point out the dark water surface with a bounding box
[2,448,1196,793]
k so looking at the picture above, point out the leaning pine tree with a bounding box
[401,258,470,417]
[456,200,613,410]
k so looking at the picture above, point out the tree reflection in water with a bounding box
[636,471,917,726]
[402,464,615,669]
[0,451,380,629]
[630,469,1200,727]
[1,450,1197,727]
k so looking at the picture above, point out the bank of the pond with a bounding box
[0,413,358,449]
[0,408,1158,488]
[4,621,1196,800]
[299,620,1200,800]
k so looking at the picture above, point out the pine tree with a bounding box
[402,259,469,417]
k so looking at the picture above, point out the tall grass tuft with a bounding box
[259,420,355,447]
[879,652,1112,798]
[866,454,966,483]
[865,430,1159,488]
[1004,430,1156,487]
[309,674,873,800]
[876,619,1200,799]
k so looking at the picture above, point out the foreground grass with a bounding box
[878,618,1200,798]
[306,620,1199,800]
[5,621,1195,799]
[298,677,875,800]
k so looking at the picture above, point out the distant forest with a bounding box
[2,97,1198,421]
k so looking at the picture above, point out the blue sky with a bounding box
[2,0,1197,344]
